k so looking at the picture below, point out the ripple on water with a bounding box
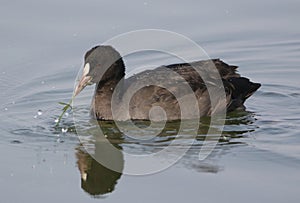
[2,64,298,161]
[74,111,259,158]
[258,91,289,98]
[290,92,300,97]
[10,140,23,144]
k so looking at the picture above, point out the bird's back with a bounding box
[92,59,260,121]
[119,59,259,120]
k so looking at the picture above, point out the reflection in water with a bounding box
[76,147,123,197]
[76,121,124,197]
[75,110,258,197]
[181,111,258,173]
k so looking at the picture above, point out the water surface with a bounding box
[1,0,300,202]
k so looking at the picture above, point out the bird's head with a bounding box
[74,45,125,96]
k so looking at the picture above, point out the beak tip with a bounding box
[74,75,92,97]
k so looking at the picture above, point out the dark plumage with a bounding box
[74,45,261,121]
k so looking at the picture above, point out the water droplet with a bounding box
[34,115,38,119]
[104,134,108,138]
[4,107,8,111]
[220,135,229,141]
[61,128,68,133]
[37,110,43,115]
[54,118,59,123]
[64,112,69,117]
[110,87,114,91]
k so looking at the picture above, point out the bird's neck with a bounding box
[90,79,124,120]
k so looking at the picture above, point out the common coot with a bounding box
[74,45,261,121]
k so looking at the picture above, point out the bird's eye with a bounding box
[83,63,90,76]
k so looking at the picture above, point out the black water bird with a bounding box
[74,46,261,121]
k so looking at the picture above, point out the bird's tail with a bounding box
[226,77,261,111]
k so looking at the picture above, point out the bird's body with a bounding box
[74,46,261,121]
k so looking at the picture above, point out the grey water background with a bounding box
[1,0,300,202]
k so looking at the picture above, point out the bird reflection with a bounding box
[76,147,123,197]
[75,121,124,197]
[75,111,258,197]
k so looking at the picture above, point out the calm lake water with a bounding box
[1,0,300,202]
